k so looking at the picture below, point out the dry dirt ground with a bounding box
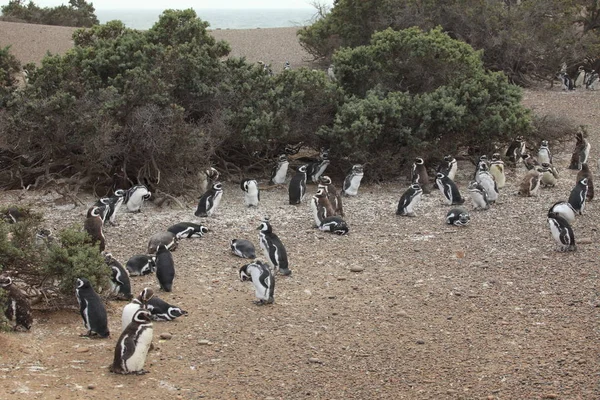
[1,87,600,400]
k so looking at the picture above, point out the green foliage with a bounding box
[1,0,98,27]
[0,46,21,108]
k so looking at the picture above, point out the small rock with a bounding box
[578,237,592,245]
[542,394,558,399]
[87,384,95,390]
[308,357,322,364]
[160,333,172,340]
[336,277,347,281]
[76,347,90,353]
[416,339,425,345]
[350,266,364,272]
[397,310,408,318]
[198,340,212,345]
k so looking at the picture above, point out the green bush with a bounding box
[1,0,98,27]
[0,46,21,108]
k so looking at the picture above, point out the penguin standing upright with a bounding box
[342,164,364,196]
[568,177,588,215]
[569,131,591,170]
[95,189,126,225]
[269,154,289,185]
[549,201,576,224]
[110,309,153,375]
[467,181,489,210]
[411,157,430,194]
[105,253,132,300]
[557,72,574,90]
[577,163,594,201]
[155,244,175,292]
[586,70,599,89]
[310,188,336,227]
[396,183,423,217]
[288,165,307,205]
[518,166,543,197]
[521,153,539,171]
[167,222,209,239]
[489,153,506,188]
[574,66,586,88]
[84,206,105,252]
[121,287,154,332]
[195,182,223,217]
[124,185,151,212]
[318,176,344,217]
[537,140,552,165]
[437,155,458,181]
[547,211,576,252]
[506,136,526,164]
[146,296,188,321]
[230,239,256,259]
[126,255,156,276]
[540,163,559,188]
[435,172,464,205]
[306,148,330,183]
[241,179,260,207]
[239,261,275,305]
[0,276,33,331]
[258,219,291,276]
[475,163,498,204]
[445,208,470,226]
[75,278,110,338]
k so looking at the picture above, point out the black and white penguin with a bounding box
[126,255,156,276]
[568,131,591,170]
[0,276,33,331]
[155,244,175,292]
[489,153,506,189]
[574,65,586,88]
[473,156,489,179]
[124,185,151,213]
[577,163,594,201]
[205,167,220,187]
[342,164,364,196]
[411,157,430,194]
[283,61,291,70]
[289,165,307,205]
[239,261,275,305]
[310,188,336,227]
[110,309,153,375]
[396,183,423,217]
[319,216,350,235]
[549,201,576,225]
[437,155,458,181]
[521,153,539,171]
[88,201,110,224]
[540,162,559,188]
[318,176,344,217]
[306,148,330,183]
[506,136,526,164]
[195,182,223,217]
[568,177,588,215]
[146,296,188,321]
[84,206,105,252]
[518,166,543,197]
[445,208,470,226]
[586,70,599,90]
[241,179,260,207]
[230,239,256,259]
[537,140,552,165]
[121,287,154,332]
[475,163,498,204]
[105,253,132,300]
[258,219,291,276]
[435,172,464,205]
[557,72,574,90]
[167,222,209,239]
[547,211,576,252]
[269,154,289,185]
[94,189,126,225]
[467,181,489,211]
[75,277,110,338]
[147,231,178,254]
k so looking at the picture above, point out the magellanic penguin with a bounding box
[577,163,594,201]
[537,140,552,165]
[521,153,540,171]
[239,261,275,305]
[318,176,344,217]
[557,72,574,91]
[124,185,151,212]
[411,157,430,194]
[258,219,291,276]
[126,255,156,276]
[2,206,24,224]
[540,163,559,188]
[288,165,307,205]
[195,182,223,217]
[110,309,153,375]
[574,65,586,88]
[342,164,364,196]
[396,183,423,217]
[241,179,260,207]
[473,156,489,180]
[437,155,458,181]
[167,222,209,239]
[205,167,220,185]
[506,136,526,165]
[105,253,132,300]
[435,172,464,205]
[0,276,33,331]
[155,244,175,292]
[147,296,188,321]
[475,163,498,204]
[306,148,330,183]
[547,211,576,252]
[467,181,489,211]
[568,131,591,170]
[121,287,154,332]
[94,189,126,225]
[230,239,256,259]
[489,153,506,188]
[75,278,110,338]
[586,70,599,90]
[269,154,289,185]
[549,201,576,225]
[84,206,106,252]
[147,231,178,254]
[310,188,336,227]
[518,166,543,197]
[319,216,349,235]
[568,177,588,215]
[445,208,470,226]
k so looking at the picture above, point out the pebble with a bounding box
[397,310,408,318]
[416,339,425,345]
[578,237,592,245]
[198,340,212,345]
[350,266,364,272]
[160,333,173,340]
[76,347,90,353]
[308,358,322,364]
[87,384,95,390]
[542,394,558,399]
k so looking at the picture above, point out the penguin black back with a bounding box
[75,278,110,337]
[155,244,175,292]
[0,276,33,331]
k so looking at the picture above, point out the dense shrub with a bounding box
[0,0,98,27]
[0,45,21,107]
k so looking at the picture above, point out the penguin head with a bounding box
[113,189,126,197]
[205,167,220,181]
[76,277,91,290]
[168,307,187,318]
[414,157,424,165]
[477,161,489,171]
[479,155,488,161]
[467,181,479,190]
[547,210,558,219]
[540,140,548,147]
[257,220,272,233]
[352,164,363,173]
[200,226,209,235]
[534,166,545,174]
[409,183,422,192]
[297,165,308,173]
[277,154,288,162]
[156,244,169,254]
[88,206,104,218]
[239,264,252,281]
[443,155,454,162]
[320,148,330,159]
[491,153,501,161]
[240,179,249,192]
[314,188,327,198]
[436,172,446,179]
[0,275,13,288]
[213,182,223,192]
[515,136,523,143]
[319,175,332,185]
[138,287,154,303]
[540,162,551,171]
[579,177,589,186]
[132,309,152,324]
[317,184,329,193]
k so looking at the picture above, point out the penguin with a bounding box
[283,61,291,70]
[467,181,489,211]
[489,153,506,188]
[437,155,458,181]
[475,163,498,204]
[306,158,330,184]
[557,72,574,90]
[105,253,132,300]
[445,208,470,226]
[155,244,175,292]
[258,219,291,276]
[230,239,256,259]
[547,211,576,252]
[342,164,364,196]
[239,261,275,305]
[310,188,336,227]
[2,206,24,224]
[195,182,223,217]
[93,189,126,225]
[146,296,188,321]
[121,287,154,332]
[506,136,526,164]
[0,276,33,331]
[574,65,586,88]
[241,179,260,207]
[205,167,220,185]
[88,202,110,224]
[147,231,178,254]
[411,157,430,194]
[110,309,153,375]
[540,163,559,188]
[318,176,344,217]
[518,166,543,197]
[75,278,110,338]
[396,183,423,217]
[549,201,576,225]
[124,185,151,212]
[567,177,588,215]
[537,140,552,165]
[288,165,307,205]
[577,163,594,201]
[568,131,591,170]
[318,216,350,235]
[586,70,599,90]
[269,154,289,185]
[84,206,105,252]
[521,153,539,171]
[167,222,209,239]
[473,156,489,179]
[327,64,336,81]
[126,255,156,276]
[435,172,464,205]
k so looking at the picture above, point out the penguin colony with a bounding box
[1,132,594,376]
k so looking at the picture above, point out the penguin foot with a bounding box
[253,300,267,306]
[134,369,149,375]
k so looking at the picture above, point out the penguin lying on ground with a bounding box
[146,296,188,321]
[147,231,178,254]
[167,222,209,239]
[126,255,156,276]
[230,239,256,259]
[446,208,470,226]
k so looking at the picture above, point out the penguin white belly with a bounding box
[345,174,364,196]
[83,301,91,330]
[124,327,153,372]
[259,235,270,262]
[583,142,591,164]
[127,194,144,212]
[470,192,487,210]
[313,163,330,183]
[489,165,505,188]
[478,176,497,202]
[310,199,322,226]
[447,164,457,181]
[207,192,223,216]
[541,171,557,187]
[272,163,288,184]
[551,203,575,224]
[538,151,550,165]
[244,188,259,207]
[122,303,141,332]
[249,268,270,301]
[548,220,563,245]
[405,193,421,214]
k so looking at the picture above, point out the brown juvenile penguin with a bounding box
[318,176,344,217]
[84,206,105,251]
[518,166,543,197]
[577,163,594,200]
[0,276,33,331]
[569,131,591,170]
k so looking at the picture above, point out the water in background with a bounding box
[95,8,317,30]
